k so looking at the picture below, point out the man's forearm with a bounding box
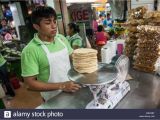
[24,78,64,92]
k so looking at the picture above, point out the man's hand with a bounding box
[61,81,81,92]
[24,76,81,92]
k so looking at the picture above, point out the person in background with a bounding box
[4,30,12,41]
[97,14,104,25]
[96,25,109,46]
[9,28,17,39]
[1,19,7,28]
[0,19,9,34]
[103,14,107,28]
[103,13,113,29]
[96,25,110,61]
[66,23,82,49]
[3,5,13,22]
[92,17,98,33]
[21,6,81,101]
[4,7,13,21]
[0,53,15,97]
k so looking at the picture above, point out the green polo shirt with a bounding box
[66,33,82,48]
[0,54,6,67]
[21,34,73,83]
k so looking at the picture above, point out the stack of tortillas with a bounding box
[72,48,98,73]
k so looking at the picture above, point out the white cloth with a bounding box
[40,38,71,101]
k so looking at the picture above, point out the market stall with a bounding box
[1,1,160,111]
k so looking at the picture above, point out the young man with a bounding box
[21,6,81,101]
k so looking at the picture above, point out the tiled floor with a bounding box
[3,82,43,109]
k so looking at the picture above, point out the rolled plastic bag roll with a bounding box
[101,47,112,64]
[107,40,117,56]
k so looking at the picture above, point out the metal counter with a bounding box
[37,68,160,109]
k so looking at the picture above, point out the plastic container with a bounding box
[117,44,123,55]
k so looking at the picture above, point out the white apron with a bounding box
[40,38,71,101]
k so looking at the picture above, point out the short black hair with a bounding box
[107,13,110,17]
[97,25,104,32]
[1,18,7,22]
[99,14,102,17]
[31,6,57,25]
[68,23,80,33]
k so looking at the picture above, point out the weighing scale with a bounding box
[68,55,130,109]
